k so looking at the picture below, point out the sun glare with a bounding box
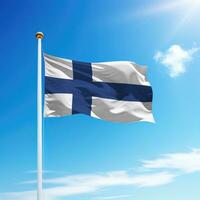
[184,0,200,10]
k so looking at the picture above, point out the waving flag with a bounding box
[44,54,154,122]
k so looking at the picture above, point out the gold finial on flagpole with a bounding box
[36,32,44,39]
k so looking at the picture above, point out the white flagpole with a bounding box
[36,32,44,200]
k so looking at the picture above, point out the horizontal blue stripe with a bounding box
[45,76,152,102]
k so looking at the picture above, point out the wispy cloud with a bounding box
[1,191,36,200]
[94,194,132,200]
[26,170,57,174]
[154,44,199,77]
[1,149,200,200]
[0,171,175,200]
[142,148,200,173]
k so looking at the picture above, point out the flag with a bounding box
[44,54,154,122]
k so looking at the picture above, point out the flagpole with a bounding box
[36,32,44,200]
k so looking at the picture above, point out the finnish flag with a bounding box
[44,54,154,122]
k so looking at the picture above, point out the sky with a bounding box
[0,0,200,199]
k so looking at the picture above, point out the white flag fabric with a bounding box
[44,54,154,122]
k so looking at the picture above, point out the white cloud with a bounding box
[0,171,175,200]
[26,170,56,174]
[142,149,200,173]
[0,191,36,200]
[154,44,199,77]
[2,149,200,200]
[43,171,174,187]
[94,194,132,200]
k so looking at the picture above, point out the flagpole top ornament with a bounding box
[36,32,44,39]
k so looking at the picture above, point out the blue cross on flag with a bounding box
[44,54,154,122]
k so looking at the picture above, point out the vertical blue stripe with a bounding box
[72,61,93,115]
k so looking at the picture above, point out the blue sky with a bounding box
[0,0,200,199]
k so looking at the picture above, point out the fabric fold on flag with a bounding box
[44,54,154,123]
